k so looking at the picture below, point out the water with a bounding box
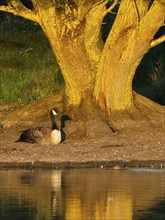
[0,168,164,220]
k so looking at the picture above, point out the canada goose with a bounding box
[16,110,70,145]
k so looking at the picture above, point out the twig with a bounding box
[92,0,109,9]
[151,34,165,48]
[105,0,119,15]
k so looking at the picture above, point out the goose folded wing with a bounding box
[22,127,45,143]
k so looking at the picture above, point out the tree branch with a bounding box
[92,0,109,8]
[0,2,39,23]
[83,0,120,67]
[84,1,108,68]
[133,0,151,20]
[105,0,119,15]
[76,0,107,21]
[151,34,165,48]
[139,1,165,39]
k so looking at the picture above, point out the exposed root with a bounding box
[106,92,165,131]
[0,92,64,129]
[133,92,165,127]
[1,92,164,139]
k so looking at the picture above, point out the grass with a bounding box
[0,13,64,105]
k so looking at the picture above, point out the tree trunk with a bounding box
[94,0,165,129]
[33,5,96,115]
[0,0,164,131]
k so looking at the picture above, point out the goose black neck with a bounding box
[60,115,71,143]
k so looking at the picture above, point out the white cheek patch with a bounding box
[52,110,57,115]
[51,130,61,145]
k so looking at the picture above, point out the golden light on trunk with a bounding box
[0,0,164,130]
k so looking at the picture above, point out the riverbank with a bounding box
[0,126,164,169]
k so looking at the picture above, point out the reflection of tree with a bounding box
[0,169,164,220]
[131,170,165,212]
[61,169,133,220]
[60,169,164,220]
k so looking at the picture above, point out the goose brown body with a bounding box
[16,110,69,145]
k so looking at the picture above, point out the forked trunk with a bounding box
[94,0,165,129]
[0,0,164,131]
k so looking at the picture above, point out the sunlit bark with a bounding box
[31,0,97,108]
[94,0,165,128]
[0,0,164,129]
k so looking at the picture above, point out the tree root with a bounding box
[106,92,165,131]
[1,91,164,137]
[0,92,64,129]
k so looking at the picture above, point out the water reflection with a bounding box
[0,168,164,220]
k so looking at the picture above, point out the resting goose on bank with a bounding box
[16,109,70,145]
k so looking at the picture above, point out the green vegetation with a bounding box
[133,44,165,106]
[0,13,64,105]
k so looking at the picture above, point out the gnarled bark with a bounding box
[0,0,164,131]
[94,0,165,129]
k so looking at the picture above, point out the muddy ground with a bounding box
[0,122,164,169]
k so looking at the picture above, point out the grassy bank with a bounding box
[0,13,64,105]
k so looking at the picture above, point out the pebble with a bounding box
[113,165,120,170]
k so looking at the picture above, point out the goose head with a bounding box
[61,115,71,129]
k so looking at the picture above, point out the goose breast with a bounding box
[51,130,62,145]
